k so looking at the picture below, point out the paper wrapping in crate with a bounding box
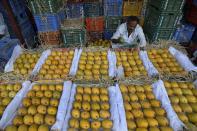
[73,48,116,80]
[34,48,79,80]
[2,81,72,130]
[115,81,184,131]
[0,81,31,129]
[4,45,47,79]
[62,83,120,131]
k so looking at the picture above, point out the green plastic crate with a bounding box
[105,16,122,30]
[145,27,176,42]
[144,5,182,29]
[148,0,184,12]
[61,29,86,47]
[28,0,63,14]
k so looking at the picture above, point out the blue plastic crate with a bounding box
[84,2,103,17]
[104,0,122,3]
[104,30,115,40]
[58,10,66,22]
[104,0,122,16]
[66,3,84,18]
[34,13,61,32]
[173,24,196,43]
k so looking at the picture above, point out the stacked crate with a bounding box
[0,0,36,48]
[84,0,104,41]
[103,0,123,40]
[143,0,185,42]
[28,0,65,45]
[123,0,143,16]
[61,2,86,47]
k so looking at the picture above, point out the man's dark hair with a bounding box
[127,16,140,24]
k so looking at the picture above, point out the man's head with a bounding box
[126,16,139,32]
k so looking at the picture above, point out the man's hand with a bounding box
[111,39,120,43]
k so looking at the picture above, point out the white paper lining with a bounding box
[169,46,197,72]
[31,49,51,76]
[108,50,117,77]
[116,66,125,79]
[114,84,128,131]
[69,48,82,76]
[139,51,159,77]
[4,45,23,72]
[62,84,120,131]
[152,80,185,131]
[51,81,72,131]
[2,81,72,130]
[0,81,31,129]
[62,84,77,131]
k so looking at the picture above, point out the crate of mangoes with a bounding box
[164,81,197,128]
[87,40,112,48]
[115,49,148,79]
[35,48,78,80]
[62,84,119,131]
[3,81,72,131]
[75,49,116,81]
[0,81,31,129]
[147,48,188,78]
[116,82,179,131]
[4,46,43,79]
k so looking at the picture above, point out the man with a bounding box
[111,16,146,50]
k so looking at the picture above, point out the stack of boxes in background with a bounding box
[28,0,65,45]
[84,0,104,41]
[103,0,123,40]
[143,0,185,42]
[61,1,86,47]
[0,0,36,48]
[2,0,149,47]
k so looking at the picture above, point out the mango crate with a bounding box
[105,16,122,30]
[34,13,62,32]
[148,0,184,13]
[84,2,103,17]
[66,3,84,18]
[104,0,123,16]
[27,0,63,14]
[144,5,182,29]
[123,0,143,16]
[87,31,103,41]
[38,31,61,45]
[61,28,86,47]
[85,17,104,32]
[144,27,176,42]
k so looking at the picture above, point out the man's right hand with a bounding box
[112,37,125,44]
[111,39,121,44]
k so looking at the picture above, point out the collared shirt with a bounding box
[111,23,147,47]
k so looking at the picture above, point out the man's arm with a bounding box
[111,24,123,43]
[137,27,147,49]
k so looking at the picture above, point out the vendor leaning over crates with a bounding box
[111,16,146,50]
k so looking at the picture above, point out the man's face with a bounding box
[127,21,137,32]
